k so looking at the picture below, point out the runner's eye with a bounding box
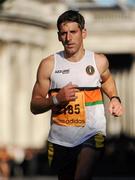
[60,32,66,36]
[70,31,76,34]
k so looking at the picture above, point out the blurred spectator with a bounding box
[0,148,10,179]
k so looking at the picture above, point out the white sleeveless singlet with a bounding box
[48,50,106,147]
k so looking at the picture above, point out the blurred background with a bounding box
[0,0,135,179]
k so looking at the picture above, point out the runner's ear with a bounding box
[82,28,87,39]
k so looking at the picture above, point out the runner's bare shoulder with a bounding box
[94,53,109,74]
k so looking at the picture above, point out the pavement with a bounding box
[8,176,135,180]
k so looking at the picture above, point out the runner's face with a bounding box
[58,22,86,56]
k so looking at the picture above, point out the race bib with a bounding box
[52,91,86,127]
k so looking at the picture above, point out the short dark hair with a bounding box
[57,10,85,31]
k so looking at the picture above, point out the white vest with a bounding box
[48,50,106,147]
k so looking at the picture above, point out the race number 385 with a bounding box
[64,104,80,114]
[52,91,86,127]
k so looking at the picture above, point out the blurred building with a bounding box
[0,0,135,149]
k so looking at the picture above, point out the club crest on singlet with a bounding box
[86,65,95,75]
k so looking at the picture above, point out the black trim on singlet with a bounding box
[49,86,100,94]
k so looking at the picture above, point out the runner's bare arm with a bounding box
[95,53,117,98]
[95,53,123,116]
[30,55,54,114]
